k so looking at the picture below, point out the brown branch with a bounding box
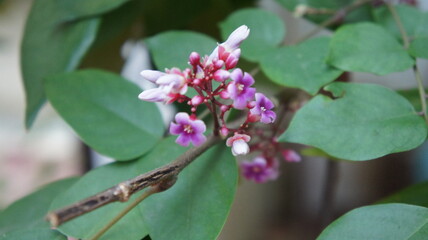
[47,135,221,227]
[296,0,374,43]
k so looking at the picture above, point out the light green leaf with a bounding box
[146,31,217,70]
[45,69,164,160]
[22,0,100,128]
[327,22,414,75]
[261,37,343,95]
[398,89,427,113]
[379,181,428,208]
[50,162,148,240]
[279,82,427,161]
[373,5,428,41]
[317,203,428,240]
[409,38,428,59]
[0,178,78,235]
[0,229,66,240]
[219,8,285,62]
[137,137,238,240]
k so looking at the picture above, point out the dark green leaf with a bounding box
[45,69,164,160]
[398,89,426,113]
[409,38,428,59]
[137,137,238,240]
[0,178,78,235]
[379,181,428,208]
[145,31,217,70]
[50,162,148,240]
[327,22,414,75]
[0,229,66,240]
[373,5,428,41]
[261,37,343,95]
[219,8,285,62]
[318,203,428,239]
[280,82,427,161]
[22,0,100,128]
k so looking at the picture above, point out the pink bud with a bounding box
[220,105,229,112]
[219,90,230,99]
[225,49,241,69]
[220,127,229,136]
[193,79,201,85]
[189,52,200,66]
[191,95,204,106]
[282,149,301,162]
[213,69,230,82]
[222,25,250,51]
[214,60,224,69]
[140,70,165,83]
[247,113,261,123]
[247,101,256,109]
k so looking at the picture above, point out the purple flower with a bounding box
[170,112,206,146]
[227,69,256,109]
[226,133,251,156]
[240,157,279,183]
[250,93,276,124]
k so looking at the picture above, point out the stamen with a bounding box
[184,124,193,133]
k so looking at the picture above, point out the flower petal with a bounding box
[231,139,249,156]
[261,110,276,124]
[191,119,206,133]
[176,134,191,147]
[140,70,165,83]
[169,122,183,135]
[175,112,190,125]
[191,133,207,146]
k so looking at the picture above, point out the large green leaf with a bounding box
[398,89,427,113]
[279,82,427,161]
[137,137,238,240]
[219,8,285,62]
[22,0,100,128]
[327,22,414,75]
[373,5,428,41]
[50,162,148,240]
[318,203,428,239]
[261,37,343,95]
[0,178,78,235]
[0,229,66,240]
[379,181,428,208]
[145,31,217,70]
[45,69,164,160]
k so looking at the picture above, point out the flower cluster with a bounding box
[138,25,300,183]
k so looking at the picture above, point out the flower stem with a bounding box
[386,3,428,124]
[89,187,158,240]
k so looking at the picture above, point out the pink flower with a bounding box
[226,133,251,156]
[139,68,188,103]
[207,25,249,67]
[282,149,301,162]
[227,69,256,109]
[170,112,206,146]
[240,157,279,183]
[250,93,276,124]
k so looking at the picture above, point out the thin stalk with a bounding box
[89,187,158,240]
[386,3,410,49]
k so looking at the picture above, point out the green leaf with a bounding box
[317,203,428,240]
[379,181,428,208]
[22,0,100,128]
[50,162,149,240]
[409,38,428,59]
[261,37,343,95]
[279,82,427,161]
[0,229,66,240]
[327,22,414,75]
[398,89,426,113]
[0,178,78,235]
[137,137,238,240]
[219,8,285,62]
[145,31,217,70]
[373,5,428,41]
[45,69,164,160]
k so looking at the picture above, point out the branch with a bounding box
[296,0,374,43]
[46,135,221,227]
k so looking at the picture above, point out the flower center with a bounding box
[184,124,193,134]
[261,106,266,112]
[237,83,244,92]
[252,166,261,173]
